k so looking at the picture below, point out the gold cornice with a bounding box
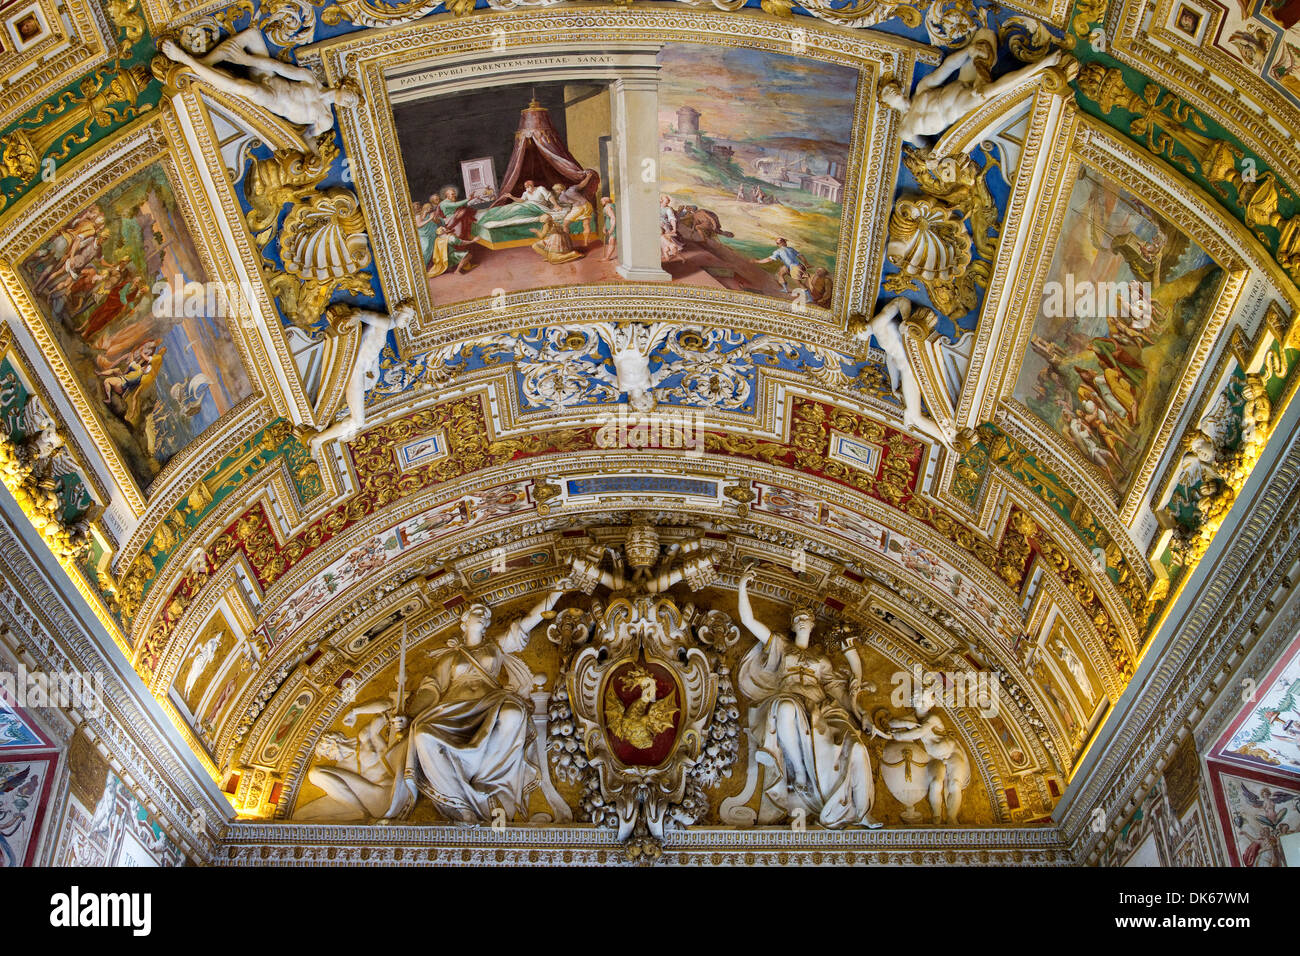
[1109,0,1300,215]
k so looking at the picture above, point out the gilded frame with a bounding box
[0,0,117,130]
[302,7,932,340]
[960,111,1249,526]
[0,109,277,517]
[1107,0,1300,213]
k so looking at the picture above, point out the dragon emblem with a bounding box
[604,664,679,750]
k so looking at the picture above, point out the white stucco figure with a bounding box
[611,337,658,412]
[159,30,360,154]
[1179,428,1221,481]
[734,566,885,828]
[1238,374,1271,463]
[1052,638,1093,701]
[568,521,718,595]
[18,398,81,481]
[880,48,1069,148]
[183,634,221,699]
[89,775,121,837]
[592,323,674,411]
[852,297,956,448]
[879,688,971,825]
[296,694,405,823]
[309,303,414,458]
[20,401,65,464]
[381,582,569,824]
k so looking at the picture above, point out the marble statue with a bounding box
[381,580,569,823]
[297,694,403,823]
[880,48,1070,148]
[1052,637,1094,701]
[851,297,957,448]
[182,634,221,699]
[734,566,885,828]
[160,30,360,155]
[309,303,414,458]
[878,686,971,824]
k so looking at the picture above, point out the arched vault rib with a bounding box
[259,537,1057,826]
[199,501,1079,798]
[133,390,1142,691]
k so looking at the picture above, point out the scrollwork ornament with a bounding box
[260,0,317,46]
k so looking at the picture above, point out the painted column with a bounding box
[612,73,670,282]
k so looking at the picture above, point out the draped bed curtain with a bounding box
[493,98,601,205]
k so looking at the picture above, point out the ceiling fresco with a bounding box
[1,0,1299,857]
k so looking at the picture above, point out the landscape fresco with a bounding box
[395,80,617,304]
[19,162,253,490]
[1225,647,1300,775]
[1013,166,1224,496]
[656,43,859,306]
[392,50,858,308]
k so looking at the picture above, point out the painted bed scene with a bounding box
[656,42,859,307]
[19,162,253,490]
[1012,166,1224,497]
[395,80,617,304]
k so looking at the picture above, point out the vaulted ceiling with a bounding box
[1,0,1298,843]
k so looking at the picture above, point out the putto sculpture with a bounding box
[876,683,972,825]
[307,302,414,458]
[850,297,958,449]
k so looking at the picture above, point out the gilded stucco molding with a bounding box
[1107,0,1300,210]
[0,506,228,860]
[1062,416,1300,858]
[216,819,1071,865]
[972,116,1251,531]
[0,0,118,132]
[0,110,273,517]
[304,8,929,335]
